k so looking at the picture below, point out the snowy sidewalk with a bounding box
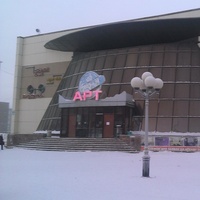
[0,148,200,200]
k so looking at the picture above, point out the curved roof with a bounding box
[45,17,200,52]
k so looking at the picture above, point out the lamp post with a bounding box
[131,72,163,177]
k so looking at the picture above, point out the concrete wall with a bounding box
[18,98,51,134]
[7,133,46,146]
[21,31,73,66]
[12,30,73,134]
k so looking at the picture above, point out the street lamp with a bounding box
[131,72,163,177]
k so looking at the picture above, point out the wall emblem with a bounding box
[23,84,45,99]
[33,67,49,77]
[73,71,105,101]
[46,75,62,84]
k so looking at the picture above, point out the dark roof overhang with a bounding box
[45,17,200,52]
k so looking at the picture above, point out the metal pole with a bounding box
[142,94,150,177]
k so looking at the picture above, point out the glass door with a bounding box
[76,108,89,137]
[95,113,103,138]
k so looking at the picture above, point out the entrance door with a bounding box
[103,114,114,138]
[76,113,88,137]
[95,113,103,138]
[68,114,76,137]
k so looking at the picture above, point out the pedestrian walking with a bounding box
[0,135,4,150]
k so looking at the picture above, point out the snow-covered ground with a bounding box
[1,148,200,200]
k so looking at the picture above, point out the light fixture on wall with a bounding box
[36,29,41,34]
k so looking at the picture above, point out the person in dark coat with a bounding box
[0,135,4,150]
[184,138,189,146]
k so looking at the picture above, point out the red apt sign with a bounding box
[73,90,102,101]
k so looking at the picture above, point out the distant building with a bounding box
[12,9,200,137]
[0,102,9,133]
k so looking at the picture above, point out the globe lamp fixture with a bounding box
[130,72,163,177]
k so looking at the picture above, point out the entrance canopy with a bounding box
[58,91,135,108]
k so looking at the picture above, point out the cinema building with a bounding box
[11,9,200,140]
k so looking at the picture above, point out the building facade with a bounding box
[0,102,10,133]
[12,9,200,137]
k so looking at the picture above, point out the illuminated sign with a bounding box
[73,90,102,101]
[73,71,105,101]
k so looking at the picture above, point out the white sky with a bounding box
[0,0,200,108]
